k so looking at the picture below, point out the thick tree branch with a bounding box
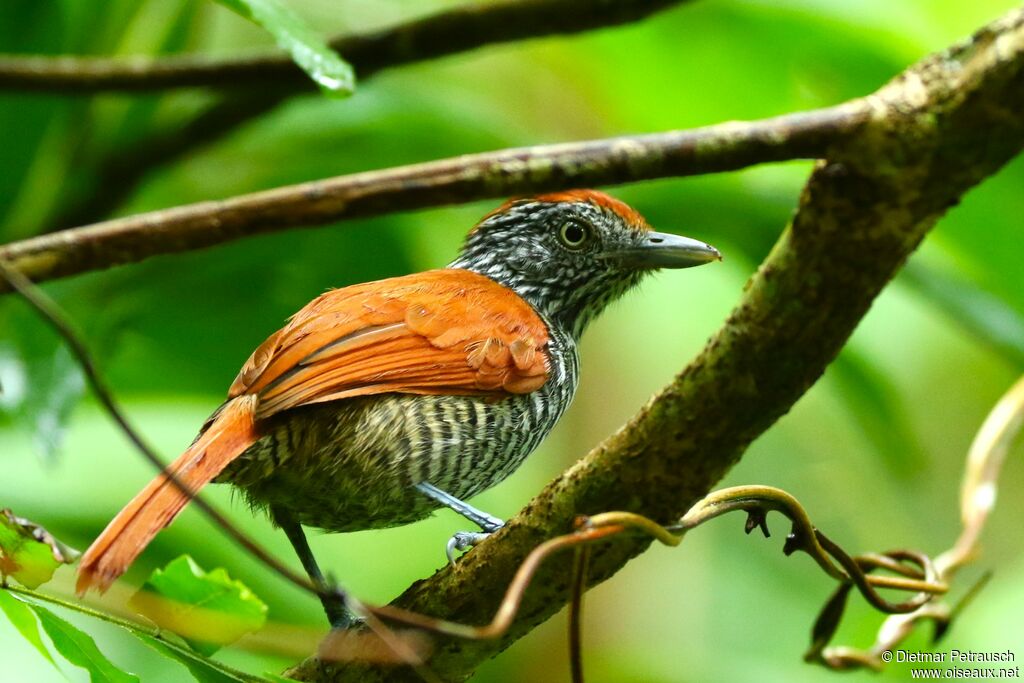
[0,104,868,293]
[0,0,686,93]
[282,7,1024,681]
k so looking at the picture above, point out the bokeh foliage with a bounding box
[1,0,1022,680]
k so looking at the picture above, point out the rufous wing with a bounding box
[77,270,549,594]
[229,269,551,419]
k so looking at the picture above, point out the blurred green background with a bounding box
[2,0,1023,681]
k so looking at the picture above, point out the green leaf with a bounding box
[212,0,354,96]
[0,588,59,668]
[17,596,139,683]
[262,673,301,682]
[5,585,254,683]
[0,508,80,589]
[135,633,245,683]
[129,555,268,656]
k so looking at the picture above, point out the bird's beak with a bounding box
[614,231,722,269]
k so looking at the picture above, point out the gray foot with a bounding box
[415,481,506,564]
[446,529,500,565]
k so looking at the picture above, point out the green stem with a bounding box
[1,584,264,683]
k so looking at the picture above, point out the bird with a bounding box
[75,189,720,627]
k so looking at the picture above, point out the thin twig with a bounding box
[814,537,938,614]
[336,606,441,682]
[944,375,1024,576]
[29,0,692,231]
[0,0,688,93]
[0,260,339,605]
[675,488,946,611]
[361,525,625,642]
[310,487,944,657]
[0,101,870,292]
[813,374,1024,670]
[677,487,846,580]
[3,584,261,683]
[568,545,590,683]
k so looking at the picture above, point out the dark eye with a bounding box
[559,221,590,249]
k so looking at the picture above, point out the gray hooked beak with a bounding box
[615,231,721,269]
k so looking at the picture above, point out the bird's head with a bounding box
[450,189,721,338]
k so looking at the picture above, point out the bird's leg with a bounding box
[415,481,504,564]
[271,507,356,629]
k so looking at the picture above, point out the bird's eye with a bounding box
[558,221,590,249]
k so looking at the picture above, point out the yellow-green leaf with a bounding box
[0,508,79,589]
[129,555,268,656]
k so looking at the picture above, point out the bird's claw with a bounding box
[445,530,493,565]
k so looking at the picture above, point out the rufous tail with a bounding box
[76,395,260,594]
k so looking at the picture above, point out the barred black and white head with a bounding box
[449,190,720,339]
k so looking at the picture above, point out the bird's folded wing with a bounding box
[228,269,551,420]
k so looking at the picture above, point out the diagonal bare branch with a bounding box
[0,103,869,293]
[281,7,1024,681]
